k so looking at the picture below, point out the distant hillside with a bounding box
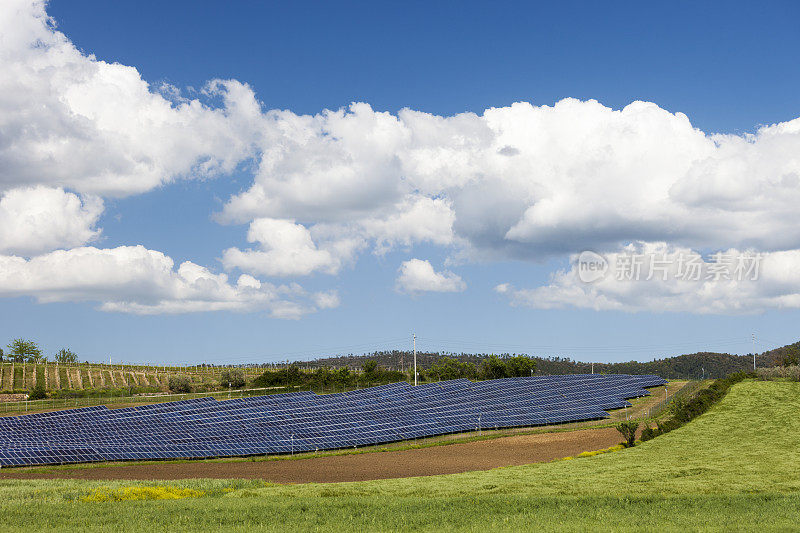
[308,344,797,380]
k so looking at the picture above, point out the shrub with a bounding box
[479,355,508,380]
[756,365,800,382]
[616,420,639,447]
[640,424,658,442]
[668,397,687,416]
[168,375,193,394]
[476,355,537,380]
[252,365,304,388]
[51,389,88,399]
[426,357,478,381]
[28,382,47,400]
[362,359,378,376]
[252,363,406,390]
[220,369,246,388]
[506,355,537,377]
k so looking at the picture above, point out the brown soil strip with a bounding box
[0,427,620,483]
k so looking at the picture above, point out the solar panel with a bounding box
[0,374,666,466]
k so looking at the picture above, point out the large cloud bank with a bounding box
[2,0,800,315]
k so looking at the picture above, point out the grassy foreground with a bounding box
[1,380,798,532]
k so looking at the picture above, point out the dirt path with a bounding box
[0,427,621,483]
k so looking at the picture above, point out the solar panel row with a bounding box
[0,374,666,467]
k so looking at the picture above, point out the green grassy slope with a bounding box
[1,381,798,532]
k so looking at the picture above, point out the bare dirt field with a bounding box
[0,426,621,483]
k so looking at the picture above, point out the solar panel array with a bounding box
[0,374,665,467]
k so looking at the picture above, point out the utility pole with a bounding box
[752,333,756,370]
[413,333,417,387]
[591,362,594,375]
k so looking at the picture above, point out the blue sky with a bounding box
[1,0,799,364]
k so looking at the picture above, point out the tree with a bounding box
[362,359,379,377]
[616,420,639,447]
[54,348,78,364]
[0,347,4,363]
[220,368,246,388]
[427,357,478,381]
[506,355,537,377]
[313,366,333,387]
[479,355,508,380]
[7,338,43,363]
[284,364,303,386]
[781,345,800,367]
[168,375,193,393]
[336,367,351,384]
[252,365,303,388]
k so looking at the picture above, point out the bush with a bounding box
[168,375,193,394]
[616,420,639,447]
[51,389,88,399]
[479,355,509,380]
[640,424,658,442]
[252,365,304,388]
[362,360,378,376]
[28,382,47,400]
[220,369,246,388]
[756,365,800,382]
[477,355,537,380]
[668,397,687,416]
[425,357,478,381]
[506,355,537,377]
[250,362,408,391]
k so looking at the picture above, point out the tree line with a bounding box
[4,336,797,381]
[423,355,536,381]
[246,355,538,389]
[0,339,78,364]
[251,360,407,389]
[306,345,800,380]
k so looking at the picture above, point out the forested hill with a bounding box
[533,352,770,379]
[307,343,798,380]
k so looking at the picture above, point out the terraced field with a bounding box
[0,363,265,394]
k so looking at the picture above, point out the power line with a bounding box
[413,335,749,354]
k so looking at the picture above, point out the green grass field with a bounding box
[1,380,798,532]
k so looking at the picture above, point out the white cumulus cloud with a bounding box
[3,0,800,315]
[495,242,800,314]
[221,218,344,277]
[396,259,466,294]
[0,0,262,197]
[0,186,103,254]
[215,98,800,265]
[0,246,338,317]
